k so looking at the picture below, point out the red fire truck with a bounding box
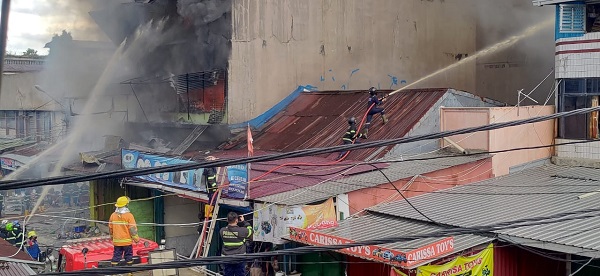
[56,236,159,272]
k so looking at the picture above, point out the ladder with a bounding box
[190,167,225,259]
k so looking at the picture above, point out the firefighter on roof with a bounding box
[362,87,388,137]
[203,156,218,218]
[338,117,366,160]
[108,196,139,267]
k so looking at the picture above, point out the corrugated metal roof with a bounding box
[255,153,491,205]
[300,213,493,268]
[210,150,388,199]
[0,239,34,261]
[253,89,448,161]
[0,261,36,276]
[369,164,600,257]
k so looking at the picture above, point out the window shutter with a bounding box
[559,4,586,33]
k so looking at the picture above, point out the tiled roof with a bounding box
[369,164,600,257]
[253,89,448,161]
[297,213,493,269]
[255,153,491,205]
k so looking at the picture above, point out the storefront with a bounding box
[285,213,493,276]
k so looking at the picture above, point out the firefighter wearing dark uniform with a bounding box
[362,87,388,137]
[338,117,366,160]
[203,156,218,218]
[220,212,252,276]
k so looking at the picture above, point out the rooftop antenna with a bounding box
[517,89,539,116]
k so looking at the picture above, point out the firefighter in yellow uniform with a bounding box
[108,196,139,268]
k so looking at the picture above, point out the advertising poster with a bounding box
[253,198,338,244]
[226,164,248,199]
[416,244,493,276]
[121,149,205,191]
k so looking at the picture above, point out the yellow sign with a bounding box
[417,244,493,276]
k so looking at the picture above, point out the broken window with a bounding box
[175,70,227,124]
[558,78,600,139]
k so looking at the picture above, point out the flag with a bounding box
[247,124,254,156]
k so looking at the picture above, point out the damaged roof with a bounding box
[253,89,448,161]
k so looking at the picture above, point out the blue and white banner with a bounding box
[226,164,248,199]
[121,149,205,192]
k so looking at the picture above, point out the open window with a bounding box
[558,79,600,140]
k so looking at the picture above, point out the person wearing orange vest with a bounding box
[108,196,139,267]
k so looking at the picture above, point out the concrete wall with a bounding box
[386,90,499,156]
[555,33,600,79]
[228,0,477,124]
[347,158,493,214]
[441,106,555,176]
[164,195,201,257]
[555,138,600,160]
[0,72,62,111]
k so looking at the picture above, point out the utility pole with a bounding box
[0,0,12,98]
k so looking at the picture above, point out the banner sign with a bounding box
[226,164,248,199]
[288,226,454,268]
[121,149,205,191]
[0,158,23,170]
[254,198,338,244]
[417,244,493,276]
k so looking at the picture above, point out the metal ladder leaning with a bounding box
[191,167,225,259]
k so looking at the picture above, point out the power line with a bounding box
[3,106,600,191]
[42,208,600,275]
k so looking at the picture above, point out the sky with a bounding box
[6,0,108,56]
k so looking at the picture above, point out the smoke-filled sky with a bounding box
[6,0,117,55]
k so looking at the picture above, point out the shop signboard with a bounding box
[0,157,23,171]
[416,244,493,276]
[288,226,454,268]
[226,164,248,199]
[121,149,205,191]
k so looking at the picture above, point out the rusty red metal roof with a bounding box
[210,150,388,199]
[0,238,34,261]
[253,88,448,161]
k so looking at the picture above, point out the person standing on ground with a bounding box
[220,212,252,276]
[108,196,139,267]
[26,231,41,261]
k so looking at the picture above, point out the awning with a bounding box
[126,180,249,207]
[284,213,493,269]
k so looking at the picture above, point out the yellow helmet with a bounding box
[28,231,37,239]
[115,196,130,208]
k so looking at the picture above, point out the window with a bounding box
[560,4,586,33]
[559,79,600,139]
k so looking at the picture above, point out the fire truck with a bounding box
[55,236,159,272]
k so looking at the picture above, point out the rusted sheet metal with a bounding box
[211,150,387,199]
[253,89,447,160]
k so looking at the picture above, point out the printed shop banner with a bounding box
[121,149,205,191]
[417,244,493,276]
[253,198,338,244]
[288,226,455,268]
[226,164,248,199]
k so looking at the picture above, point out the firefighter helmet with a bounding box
[369,87,377,95]
[5,222,13,231]
[28,231,37,239]
[115,196,130,208]
[348,117,356,124]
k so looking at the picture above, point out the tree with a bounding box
[22,48,38,57]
